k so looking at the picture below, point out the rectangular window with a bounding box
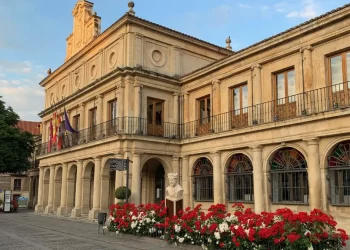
[14,179,21,191]
[73,115,80,131]
[147,98,164,136]
[329,51,350,92]
[197,96,211,125]
[231,84,248,128]
[89,108,97,127]
[109,99,117,121]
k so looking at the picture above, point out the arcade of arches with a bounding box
[35,140,350,223]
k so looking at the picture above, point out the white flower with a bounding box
[219,222,229,233]
[208,238,212,243]
[273,215,283,222]
[174,224,181,233]
[178,237,184,243]
[214,232,221,240]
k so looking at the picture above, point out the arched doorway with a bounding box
[43,168,50,209]
[82,162,95,215]
[141,159,165,204]
[269,147,308,204]
[53,167,62,211]
[67,164,77,214]
[328,141,350,205]
[100,159,117,213]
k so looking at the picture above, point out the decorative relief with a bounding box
[108,51,117,68]
[61,84,66,97]
[75,75,80,87]
[90,65,97,79]
[149,48,166,67]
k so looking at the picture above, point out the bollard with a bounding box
[97,212,107,234]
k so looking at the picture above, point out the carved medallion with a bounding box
[149,49,166,67]
[108,51,117,68]
[90,65,97,79]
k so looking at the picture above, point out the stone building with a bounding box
[35,1,350,230]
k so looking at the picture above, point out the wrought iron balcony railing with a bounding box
[36,82,350,157]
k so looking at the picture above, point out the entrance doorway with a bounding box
[141,159,165,204]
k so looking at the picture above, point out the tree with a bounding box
[0,96,35,173]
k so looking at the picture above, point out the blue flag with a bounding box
[64,108,76,133]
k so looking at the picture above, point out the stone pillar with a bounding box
[212,151,223,204]
[182,156,190,209]
[306,138,321,210]
[57,163,68,216]
[134,82,143,133]
[132,153,141,205]
[35,166,44,213]
[89,157,101,220]
[183,92,190,138]
[212,80,221,116]
[173,93,179,125]
[71,160,83,218]
[117,82,125,131]
[251,64,262,125]
[115,153,124,203]
[301,46,313,91]
[252,145,264,213]
[45,165,55,214]
[96,94,103,124]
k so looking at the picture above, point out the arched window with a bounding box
[227,154,254,202]
[270,148,308,204]
[329,141,350,205]
[193,157,213,201]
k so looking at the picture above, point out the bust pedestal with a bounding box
[166,197,183,217]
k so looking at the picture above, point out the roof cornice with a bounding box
[180,4,350,83]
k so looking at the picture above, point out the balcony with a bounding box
[36,82,350,157]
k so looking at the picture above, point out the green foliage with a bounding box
[115,186,131,200]
[0,96,35,173]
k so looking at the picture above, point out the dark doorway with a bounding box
[154,165,165,203]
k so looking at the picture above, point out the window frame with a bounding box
[147,97,164,125]
[193,157,213,202]
[273,68,296,104]
[197,95,211,125]
[14,179,22,191]
[328,51,350,90]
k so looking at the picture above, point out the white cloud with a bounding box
[0,60,33,74]
[286,0,318,19]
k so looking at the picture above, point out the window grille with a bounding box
[193,157,213,201]
[227,154,253,202]
[270,148,308,204]
[329,141,350,205]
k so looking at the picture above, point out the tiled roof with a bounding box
[180,3,350,79]
[16,120,41,135]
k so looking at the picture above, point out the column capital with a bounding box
[304,137,319,145]
[181,156,189,160]
[132,152,141,157]
[250,145,263,151]
[211,79,221,85]
[172,155,180,160]
[49,165,55,170]
[79,103,85,107]
[97,94,104,99]
[117,82,125,89]
[62,162,68,167]
[182,91,189,96]
[172,92,180,97]
[133,82,143,88]
[94,156,101,162]
[76,159,83,164]
[300,45,313,53]
[210,151,221,156]
[251,63,262,71]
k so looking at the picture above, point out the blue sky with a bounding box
[0,0,349,121]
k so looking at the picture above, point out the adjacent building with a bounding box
[35,1,350,231]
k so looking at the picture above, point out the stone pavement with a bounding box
[0,209,197,250]
[0,209,349,250]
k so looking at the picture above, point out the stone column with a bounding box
[183,92,190,137]
[134,82,143,133]
[306,138,321,210]
[173,93,179,125]
[35,166,44,213]
[45,165,55,214]
[71,160,83,218]
[301,46,313,91]
[117,82,125,131]
[212,151,223,204]
[57,163,68,216]
[212,80,221,116]
[96,94,103,124]
[251,64,262,125]
[115,153,124,203]
[182,156,190,209]
[251,145,264,213]
[89,157,101,220]
[132,153,141,205]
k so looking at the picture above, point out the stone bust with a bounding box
[166,173,184,201]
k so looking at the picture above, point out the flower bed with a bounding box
[109,202,349,249]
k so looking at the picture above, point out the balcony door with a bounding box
[147,98,164,136]
[108,99,118,135]
[197,96,211,135]
[231,84,248,128]
[274,69,296,120]
[329,52,350,108]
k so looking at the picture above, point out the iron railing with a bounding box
[37,82,350,157]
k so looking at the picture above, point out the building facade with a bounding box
[35,1,350,230]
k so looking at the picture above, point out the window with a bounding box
[227,154,253,202]
[108,100,118,134]
[329,141,350,206]
[198,96,211,125]
[193,158,213,201]
[274,69,296,119]
[329,52,350,92]
[14,179,21,191]
[231,84,248,128]
[73,115,80,132]
[89,108,97,140]
[270,148,308,204]
[147,98,164,136]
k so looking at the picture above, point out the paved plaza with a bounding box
[0,209,349,250]
[0,210,195,250]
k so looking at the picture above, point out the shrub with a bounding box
[115,186,131,200]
